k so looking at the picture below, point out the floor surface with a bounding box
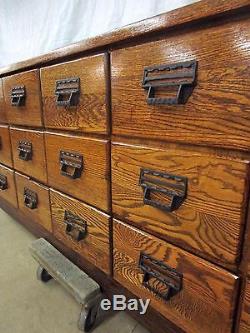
[0,209,149,333]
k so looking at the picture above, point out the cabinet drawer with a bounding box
[112,18,250,151]
[15,172,52,232]
[3,70,42,127]
[50,189,111,274]
[112,142,249,266]
[0,125,12,167]
[10,127,47,183]
[113,219,239,333]
[239,279,250,333]
[41,54,109,134]
[0,164,17,207]
[45,132,110,212]
[0,79,7,123]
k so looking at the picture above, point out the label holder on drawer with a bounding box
[18,141,33,161]
[0,174,8,190]
[139,253,182,301]
[59,151,83,179]
[24,188,38,209]
[11,85,26,107]
[139,168,187,212]
[55,77,80,107]
[142,60,197,105]
[64,210,87,242]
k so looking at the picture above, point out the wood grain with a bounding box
[111,142,249,266]
[50,189,111,274]
[0,79,7,123]
[3,69,43,127]
[239,279,250,333]
[111,16,250,151]
[10,127,47,184]
[0,164,17,207]
[15,172,52,232]
[41,54,109,134]
[113,219,239,333]
[0,125,13,167]
[0,1,249,77]
[45,132,110,212]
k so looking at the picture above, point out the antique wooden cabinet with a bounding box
[0,1,249,332]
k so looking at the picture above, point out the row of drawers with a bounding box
[0,125,110,212]
[0,164,239,333]
[0,17,249,150]
[0,124,249,267]
[0,55,109,133]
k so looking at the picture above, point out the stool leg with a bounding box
[78,305,96,332]
[78,295,103,332]
[36,265,53,283]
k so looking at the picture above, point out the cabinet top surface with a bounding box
[0,0,249,77]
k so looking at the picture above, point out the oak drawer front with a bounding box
[0,79,7,123]
[112,143,249,266]
[50,189,111,274]
[0,164,17,207]
[15,172,52,232]
[3,70,42,127]
[111,18,250,151]
[113,219,239,333]
[0,125,12,167]
[10,128,47,183]
[41,54,109,134]
[45,132,110,212]
[239,279,250,333]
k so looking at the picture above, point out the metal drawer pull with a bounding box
[60,151,83,179]
[18,141,32,161]
[24,188,38,209]
[139,168,187,212]
[55,77,80,107]
[64,210,87,242]
[11,85,26,106]
[142,60,197,105]
[139,253,182,301]
[0,174,8,190]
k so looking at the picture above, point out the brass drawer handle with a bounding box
[0,174,8,190]
[18,141,32,161]
[11,85,26,106]
[55,77,80,107]
[139,168,187,212]
[60,150,83,179]
[138,252,182,301]
[64,210,87,242]
[24,188,38,209]
[142,60,197,105]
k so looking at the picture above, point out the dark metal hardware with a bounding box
[0,174,8,190]
[24,188,38,209]
[18,141,32,161]
[142,60,197,105]
[139,168,187,212]
[64,210,87,242]
[11,85,26,106]
[60,151,83,179]
[138,253,182,301]
[55,77,80,107]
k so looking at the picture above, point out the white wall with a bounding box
[0,0,199,67]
